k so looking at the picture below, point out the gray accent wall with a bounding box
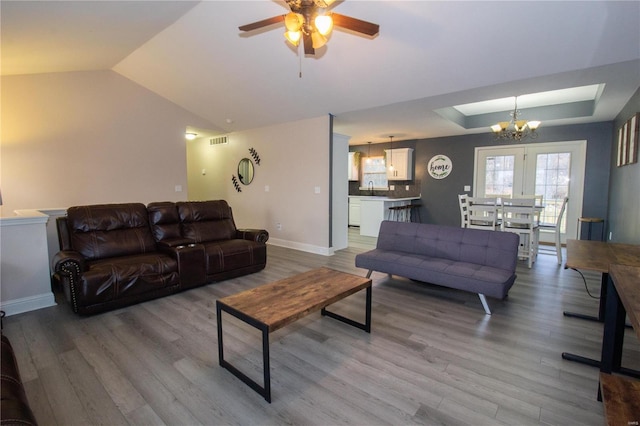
[607,88,640,244]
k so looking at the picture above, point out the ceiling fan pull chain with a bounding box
[299,45,303,78]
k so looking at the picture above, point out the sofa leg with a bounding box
[478,294,491,315]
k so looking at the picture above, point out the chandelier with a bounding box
[490,96,541,142]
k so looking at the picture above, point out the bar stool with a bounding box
[388,205,404,221]
[577,217,605,241]
[409,204,422,223]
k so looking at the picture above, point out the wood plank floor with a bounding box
[4,229,639,425]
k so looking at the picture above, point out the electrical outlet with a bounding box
[405,185,410,191]
[276,222,282,231]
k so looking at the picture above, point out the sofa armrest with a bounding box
[51,251,86,311]
[52,250,86,275]
[156,243,206,288]
[155,238,194,249]
[1,335,38,426]
[236,229,269,243]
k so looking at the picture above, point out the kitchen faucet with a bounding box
[368,181,374,196]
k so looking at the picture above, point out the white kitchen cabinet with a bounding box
[384,148,414,180]
[348,152,359,181]
[348,196,361,226]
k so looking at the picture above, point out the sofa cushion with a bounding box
[80,253,179,305]
[177,200,236,242]
[147,201,182,242]
[67,203,157,260]
[376,221,518,272]
[355,249,516,299]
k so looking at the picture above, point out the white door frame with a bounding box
[474,140,586,242]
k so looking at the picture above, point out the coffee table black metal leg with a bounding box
[216,301,272,403]
[321,285,372,333]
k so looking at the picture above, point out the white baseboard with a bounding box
[267,238,334,256]
[1,293,57,316]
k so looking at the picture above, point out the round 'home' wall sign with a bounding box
[427,155,452,179]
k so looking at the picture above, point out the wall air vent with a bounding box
[210,136,229,145]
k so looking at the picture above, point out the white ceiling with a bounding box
[2,1,639,145]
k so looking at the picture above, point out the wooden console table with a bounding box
[598,264,640,422]
[562,240,640,377]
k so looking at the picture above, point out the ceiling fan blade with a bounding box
[331,13,379,36]
[303,33,315,55]
[238,15,284,32]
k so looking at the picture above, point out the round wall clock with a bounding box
[427,155,452,179]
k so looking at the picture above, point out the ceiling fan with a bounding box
[239,0,380,56]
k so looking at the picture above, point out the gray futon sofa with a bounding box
[355,221,520,314]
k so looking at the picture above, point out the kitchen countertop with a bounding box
[348,195,420,201]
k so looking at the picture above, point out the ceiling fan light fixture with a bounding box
[284,12,303,32]
[315,14,333,36]
[284,30,302,46]
[311,31,327,49]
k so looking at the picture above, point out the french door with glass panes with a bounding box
[474,140,586,243]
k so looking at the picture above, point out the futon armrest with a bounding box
[236,229,269,243]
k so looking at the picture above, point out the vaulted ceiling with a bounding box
[2,1,639,144]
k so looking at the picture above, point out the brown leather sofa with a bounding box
[52,200,268,315]
[1,333,38,425]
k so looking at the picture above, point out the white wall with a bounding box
[0,70,219,215]
[332,133,350,251]
[187,116,333,254]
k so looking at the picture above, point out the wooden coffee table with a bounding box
[216,267,372,402]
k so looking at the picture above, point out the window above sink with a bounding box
[360,156,389,190]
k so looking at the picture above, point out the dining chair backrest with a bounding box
[502,198,537,230]
[467,197,499,230]
[556,196,568,228]
[521,194,543,206]
[458,194,469,228]
[540,196,569,228]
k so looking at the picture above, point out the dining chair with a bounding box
[458,194,469,228]
[538,196,568,265]
[467,197,500,230]
[501,198,539,268]
[514,194,543,224]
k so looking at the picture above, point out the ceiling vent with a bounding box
[210,136,229,146]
